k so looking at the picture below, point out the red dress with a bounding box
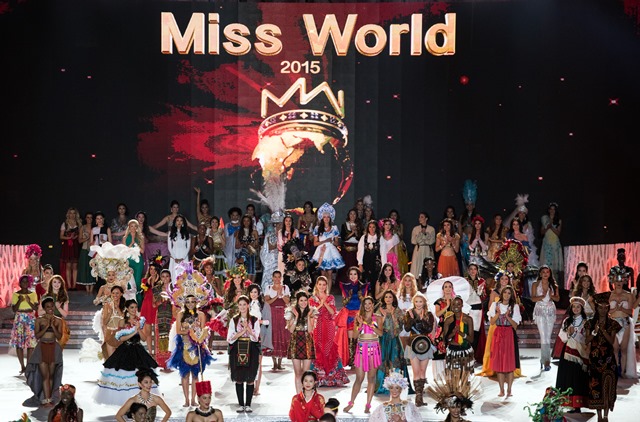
[309,295,349,387]
[140,278,160,324]
[289,391,326,422]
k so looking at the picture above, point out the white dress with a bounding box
[369,400,422,422]
[311,225,345,270]
[167,234,190,279]
[398,293,413,338]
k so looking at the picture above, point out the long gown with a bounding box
[585,318,620,411]
[540,215,563,280]
[409,225,435,277]
[264,284,291,358]
[125,234,145,305]
[555,316,589,409]
[375,308,412,394]
[311,225,345,270]
[369,401,423,422]
[309,295,349,387]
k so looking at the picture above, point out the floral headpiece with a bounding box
[494,270,513,282]
[199,257,216,272]
[59,384,76,397]
[378,217,396,229]
[316,202,336,221]
[149,250,166,269]
[382,370,410,390]
[471,215,485,225]
[227,264,248,280]
[25,244,42,259]
[170,261,212,309]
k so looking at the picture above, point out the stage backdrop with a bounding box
[1,0,639,272]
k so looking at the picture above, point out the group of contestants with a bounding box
[7,191,639,421]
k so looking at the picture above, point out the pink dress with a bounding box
[355,320,382,372]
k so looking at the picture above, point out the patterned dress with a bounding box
[375,308,411,394]
[309,295,349,387]
[311,225,345,270]
[585,318,620,411]
[288,313,315,360]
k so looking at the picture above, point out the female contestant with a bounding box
[208,216,227,279]
[155,269,174,370]
[194,187,213,227]
[11,275,38,374]
[227,295,261,413]
[609,277,639,378]
[261,213,281,291]
[343,296,382,414]
[443,296,475,381]
[59,207,82,290]
[25,296,63,407]
[435,219,461,277]
[139,256,162,349]
[375,263,399,301]
[467,216,488,265]
[531,266,559,371]
[389,210,409,276]
[403,292,436,407]
[486,214,507,262]
[357,220,382,293]
[289,371,326,422]
[123,219,145,305]
[95,299,158,406]
[168,215,190,280]
[77,212,94,293]
[190,221,214,269]
[309,276,349,387]
[45,275,69,318]
[23,243,43,296]
[264,271,291,371]
[488,286,521,397]
[169,294,214,407]
[312,203,345,291]
[419,257,441,292]
[200,257,224,299]
[410,212,436,276]
[369,372,422,422]
[90,212,112,290]
[464,264,486,360]
[397,272,419,351]
[297,201,318,253]
[339,209,362,284]
[586,293,620,422]
[111,203,129,244]
[569,261,589,293]
[375,290,411,394]
[432,280,456,378]
[379,218,400,280]
[337,267,367,367]
[287,291,317,393]
[116,369,172,422]
[248,283,272,395]
[555,297,589,413]
[48,385,83,422]
[540,202,563,281]
[235,215,259,282]
[278,213,299,272]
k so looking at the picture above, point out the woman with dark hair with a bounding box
[168,214,190,279]
[115,369,172,422]
[312,203,345,291]
[11,275,38,374]
[357,220,382,293]
[540,202,563,281]
[289,370,326,422]
[264,270,291,371]
[77,211,94,291]
[570,262,589,295]
[135,211,152,240]
[170,295,214,408]
[155,269,174,370]
[435,218,460,277]
[531,266,560,371]
[555,297,589,413]
[297,201,318,253]
[287,291,317,393]
[194,186,213,226]
[47,384,83,422]
[90,211,112,292]
[488,286,521,397]
[379,218,400,281]
[190,221,214,268]
[388,209,409,276]
[208,216,228,279]
[339,209,362,284]
[573,274,596,317]
[586,293,620,422]
[248,283,272,395]
[140,256,162,343]
[235,215,260,282]
[46,275,70,318]
[336,267,367,368]
[228,295,261,413]
[59,207,82,290]
[467,216,488,266]
[111,203,129,244]
[375,263,398,301]
[419,257,441,292]
[486,214,507,262]
[375,290,411,395]
[410,211,436,276]
[124,403,147,422]
[152,200,197,237]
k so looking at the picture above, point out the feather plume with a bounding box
[462,180,478,205]
[425,369,481,414]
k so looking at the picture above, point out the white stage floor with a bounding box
[0,348,638,422]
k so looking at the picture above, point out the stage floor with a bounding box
[0,348,638,422]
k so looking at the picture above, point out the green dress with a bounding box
[125,234,145,304]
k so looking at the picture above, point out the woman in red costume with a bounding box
[289,370,326,422]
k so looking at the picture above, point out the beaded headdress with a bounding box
[89,242,138,282]
[382,370,410,390]
[316,202,336,221]
[169,261,212,309]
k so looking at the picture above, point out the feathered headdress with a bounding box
[25,244,42,259]
[89,242,138,282]
[515,193,529,214]
[494,239,529,274]
[169,261,212,309]
[426,370,481,415]
[462,180,478,205]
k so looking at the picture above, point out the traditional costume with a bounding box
[426,369,481,422]
[311,203,345,271]
[289,390,326,422]
[369,372,422,422]
[309,294,349,387]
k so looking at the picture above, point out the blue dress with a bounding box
[375,308,413,394]
[311,225,345,270]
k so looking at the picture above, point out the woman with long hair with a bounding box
[208,216,228,279]
[297,201,318,254]
[343,296,382,414]
[154,269,174,370]
[375,290,411,395]
[59,207,83,290]
[263,270,291,371]
[488,286,521,397]
[228,295,261,413]
[139,257,162,350]
[110,203,129,244]
[357,220,382,293]
[278,213,299,272]
[309,276,349,387]
[410,212,436,277]
[379,218,400,280]
[247,283,272,395]
[336,267,367,368]
[44,275,69,319]
[48,384,83,422]
[168,214,190,280]
[339,209,362,284]
[77,212,94,292]
[435,218,460,277]
[11,275,38,374]
[608,275,639,379]
[531,265,560,371]
[312,203,345,292]
[396,273,419,351]
[115,369,172,422]
[540,202,563,281]
[389,209,409,276]
[375,263,398,301]
[486,214,507,262]
[235,215,260,282]
[403,292,435,406]
[287,291,317,393]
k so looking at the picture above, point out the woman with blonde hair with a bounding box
[397,273,418,350]
[59,207,83,290]
[123,219,145,304]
